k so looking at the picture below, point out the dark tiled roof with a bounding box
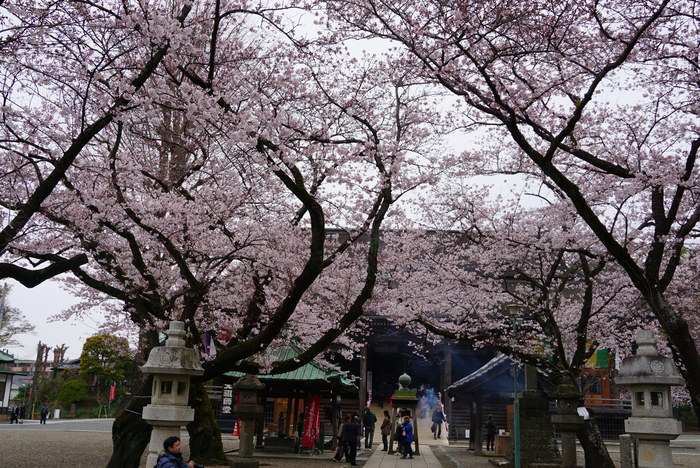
[446,353,511,394]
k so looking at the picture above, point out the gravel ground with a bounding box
[0,428,114,467]
[0,424,368,468]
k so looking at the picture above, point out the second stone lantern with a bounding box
[615,329,685,468]
[141,321,204,468]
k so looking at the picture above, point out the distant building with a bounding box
[0,350,25,408]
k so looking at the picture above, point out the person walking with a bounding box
[18,405,26,424]
[380,410,391,451]
[277,411,286,436]
[400,415,414,459]
[394,420,405,456]
[431,406,446,439]
[9,404,18,424]
[40,405,49,424]
[342,414,360,466]
[362,407,377,449]
[353,414,361,450]
[485,415,498,451]
[332,414,349,462]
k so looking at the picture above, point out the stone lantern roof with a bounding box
[141,321,203,376]
[615,330,684,387]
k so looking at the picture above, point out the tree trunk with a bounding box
[670,345,700,427]
[576,418,615,468]
[106,375,153,468]
[653,294,700,424]
[187,381,228,465]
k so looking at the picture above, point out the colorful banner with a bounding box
[109,385,116,401]
[301,395,321,448]
[203,330,216,356]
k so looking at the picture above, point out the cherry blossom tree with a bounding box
[0,1,197,286]
[377,187,645,466]
[2,1,446,466]
[322,0,700,416]
[0,284,35,348]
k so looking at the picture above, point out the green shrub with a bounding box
[75,407,101,418]
[57,379,88,406]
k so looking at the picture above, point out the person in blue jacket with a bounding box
[156,436,202,468]
[400,415,414,459]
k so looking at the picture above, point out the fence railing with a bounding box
[583,398,632,412]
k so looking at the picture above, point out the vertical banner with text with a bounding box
[301,395,321,448]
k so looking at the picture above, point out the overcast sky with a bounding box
[3,278,97,361]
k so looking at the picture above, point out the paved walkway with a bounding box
[364,445,442,468]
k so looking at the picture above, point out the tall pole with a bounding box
[513,362,521,468]
[508,307,522,468]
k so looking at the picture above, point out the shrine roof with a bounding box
[224,346,355,389]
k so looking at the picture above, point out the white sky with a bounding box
[3,278,95,361]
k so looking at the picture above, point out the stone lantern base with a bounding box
[626,417,682,468]
[143,402,196,466]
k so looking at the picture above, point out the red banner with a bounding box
[301,395,321,448]
[109,385,116,401]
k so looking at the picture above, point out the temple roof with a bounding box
[446,353,521,397]
[225,345,355,391]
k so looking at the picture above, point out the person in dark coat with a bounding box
[400,415,414,459]
[341,414,360,466]
[277,411,286,436]
[332,414,349,462]
[40,405,49,424]
[18,405,26,424]
[362,407,377,449]
[9,405,18,424]
[431,406,446,439]
[155,436,202,468]
[485,415,498,451]
[394,420,405,455]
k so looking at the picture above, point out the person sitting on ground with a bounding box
[156,436,203,468]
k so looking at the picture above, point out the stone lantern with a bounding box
[233,374,265,467]
[615,329,684,468]
[550,383,584,468]
[141,321,204,468]
[388,373,420,455]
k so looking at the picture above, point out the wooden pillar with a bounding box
[473,394,485,456]
[469,397,476,451]
[442,345,453,439]
[292,396,301,434]
[387,405,398,454]
[413,405,421,456]
[359,345,368,415]
[331,391,339,449]
[255,391,266,448]
[358,345,368,449]
[285,396,293,435]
